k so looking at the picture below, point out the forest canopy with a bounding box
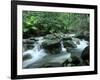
[22,11,90,38]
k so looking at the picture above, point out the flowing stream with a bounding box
[73,38,88,51]
[23,37,88,68]
[23,37,47,68]
[76,39,88,50]
[60,40,67,52]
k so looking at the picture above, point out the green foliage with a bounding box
[22,11,89,38]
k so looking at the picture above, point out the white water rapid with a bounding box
[60,40,67,52]
[73,39,88,50]
[23,37,88,68]
[23,37,47,68]
[60,40,71,61]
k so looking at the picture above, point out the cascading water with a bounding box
[76,39,88,50]
[22,35,89,68]
[72,38,88,57]
[73,38,88,50]
[60,40,67,52]
[23,37,47,68]
[60,40,71,60]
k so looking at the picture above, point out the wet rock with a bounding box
[23,39,35,44]
[42,39,60,47]
[44,33,72,40]
[62,34,73,40]
[76,35,89,41]
[63,40,77,48]
[55,33,64,38]
[75,32,89,41]
[42,39,61,54]
[23,39,35,51]
[72,38,80,45]
[67,47,73,52]
[44,34,57,39]
[23,54,32,61]
[81,46,89,65]
[63,56,81,66]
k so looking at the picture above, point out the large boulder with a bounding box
[81,46,89,65]
[42,33,76,54]
[62,34,74,40]
[55,33,72,40]
[23,54,32,61]
[44,34,57,40]
[63,40,77,48]
[44,33,72,40]
[42,39,61,54]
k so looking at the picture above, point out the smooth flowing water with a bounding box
[71,38,88,58]
[60,40,67,52]
[73,39,88,50]
[23,37,88,68]
[23,37,47,68]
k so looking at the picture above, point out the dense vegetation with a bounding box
[23,11,89,38]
